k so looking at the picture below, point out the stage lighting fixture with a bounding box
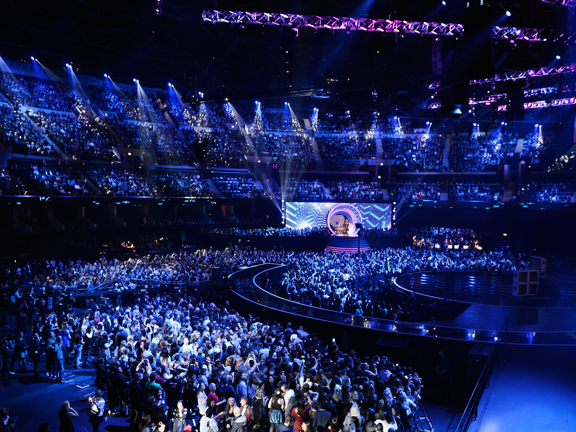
[133,78,139,83]
[31,56,35,61]
[506,11,511,17]
[442,1,446,5]
[66,63,71,68]
[535,124,539,127]
[104,74,108,78]
[556,55,561,60]
[501,122,505,125]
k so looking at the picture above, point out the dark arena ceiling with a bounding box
[0,0,571,115]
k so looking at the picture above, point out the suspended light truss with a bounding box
[541,0,576,6]
[423,96,576,110]
[428,63,576,90]
[202,10,546,41]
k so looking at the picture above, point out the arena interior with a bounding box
[1,1,576,432]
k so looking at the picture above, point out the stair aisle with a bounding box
[310,137,325,171]
[325,235,371,253]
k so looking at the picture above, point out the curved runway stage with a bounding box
[229,265,576,346]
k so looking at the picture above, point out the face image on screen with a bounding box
[285,202,392,233]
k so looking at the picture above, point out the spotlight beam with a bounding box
[202,10,547,41]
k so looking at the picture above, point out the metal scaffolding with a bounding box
[202,10,546,42]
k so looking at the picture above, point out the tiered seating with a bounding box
[514,182,575,203]
[25,109,116,161]
[0,167,24,195]
[449,182,504,202]
[329,180,384,201]
[87,167,158,196]
[0,105,56,156]
[316,133,377,171]
[250,132,314,170]
[284,179,329,201]
[450,134,516,172]
[381,136,444,171]
[152,171,214,197]
[391,182,445,201]
[521,131,555,159]
[211,174,261,197]
[10,161,90,196]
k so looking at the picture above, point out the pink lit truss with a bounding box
[467,87,557,105]
[424,97,576,110]
[469,63,576,84]
[541,0,576,6]
[202,10,546,41]
[428,63,576,89]
[497,97,576,111]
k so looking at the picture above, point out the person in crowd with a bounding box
[228,407,247,432]
[87,390,106,432]
[54,336,66,382]
[0,408,17,432]
[58,401,78,432]
[200,408,218,432]
[268,390,285,432]
[312,402,331,431]
[277,415,293,432]
[30,332,43,378]
[172,400,188,432]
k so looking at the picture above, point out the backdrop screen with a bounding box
[285,202,392,232]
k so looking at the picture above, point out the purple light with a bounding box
[429,63,576,89]
[496,97,576,111]
[470,63,576,84]
[154,0,163,16]
[541,0,576,6]
[202,10,546,41]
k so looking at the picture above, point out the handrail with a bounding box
[454,319,507,432]
[229,265,576,346]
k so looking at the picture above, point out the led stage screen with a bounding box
[285,202,392,235]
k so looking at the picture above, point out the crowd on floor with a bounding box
[271,248,520,321]
[410,227,480,249]
[0,254,429,432]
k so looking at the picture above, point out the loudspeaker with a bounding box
[530,256,547,279]
[513,269,539,296]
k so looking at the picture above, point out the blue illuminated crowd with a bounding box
[1,246,432,432]
[0,69,572,205]
[269,248,519,321]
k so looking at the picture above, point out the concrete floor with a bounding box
[474,345,576,432]
[0,362,131,432]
